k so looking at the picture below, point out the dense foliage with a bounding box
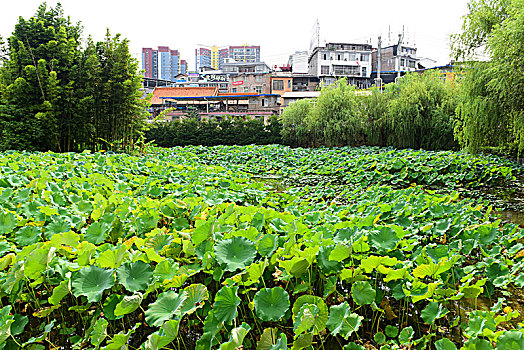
[453,0,524,155]
[0,4,147,153]
[0,145,523,349]
[145,116,282,147]
[280,72,458,151]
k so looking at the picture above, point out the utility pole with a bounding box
[377,35,382,92]
[397,33,404,81]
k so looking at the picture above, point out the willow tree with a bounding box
[387,71,458,150]
[310,78,366,147]
[453,0,524,154]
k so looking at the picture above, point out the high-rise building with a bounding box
[142,46,181,82]
[180,60,188,75]
[228,45,260,63]
[195,44,260,71]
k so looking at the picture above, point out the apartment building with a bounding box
[309,42,373,88]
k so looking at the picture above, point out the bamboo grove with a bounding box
[0,4,148,153]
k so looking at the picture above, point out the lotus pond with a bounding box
[1,145,524,349]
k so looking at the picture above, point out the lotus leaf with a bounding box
[219,323,251,350]
[180,283,209,315]
[351,281,376,306]
[116,260,153,292]
[213,285,241,324]
[292,295,328,334]
[215,236,256,272]
[254,287,290,322]
[145,291,187,327]
[114,293,143,316]
[326,302,363,339]
[435,338,458,350]
[72,265,115,302]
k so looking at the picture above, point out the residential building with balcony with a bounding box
[309,42,373,88]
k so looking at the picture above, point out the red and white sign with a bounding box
[232,80,244,86]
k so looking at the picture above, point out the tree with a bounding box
[0,3,147,152]
[451,0,510,59]
[387,71,458,150]
[453,0,524,154]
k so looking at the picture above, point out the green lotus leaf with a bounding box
[116,260,153,292]
[326,302,363,339]
[257,233,277,257]
[368,227,399,251]
[145,291,188,327]
[252,212,265,232]
[399,326,414,345]
[103,294,124,321]
[45,217,71,239]
[72,265,115,303]
[463,337,494,349]
[192,219,216,246]
[11,314,28,336]
[215,236,256,272]
[73,200,93,215]
[143,319,180,349]
[14,226,41,246]
[219,322,251,350]
[385,324,399,338]
[114,293,143,317]
[294,304,318,336]
[153,259,179,282]
[0,306,14,344]
[496,330,524,350]
[180,283,209,315]
[84,222,109,245]
[435,338,458,350]
[0,211,17,234]
[421,302,449,324]
[374,331,386,344]
[351,281,376,306]
[292,295,328,334]
[256,328,279,350]
[48,279,70,305]
[213,285,241,324]
[90,317,108,347]
[271,333,288,350]
[254,287,290,322]
[291,333,313,350]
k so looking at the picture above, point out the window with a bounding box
[323,54,327,60]
[232,88,237,93]
[362,67,367,77]
[288,80,291,89]
[256,75,263,82]
[255,86,262,93]
[273,80,284,90]
[349,53,356,61]
[337,54,342,61]
[321,65,330,75]
[262,99,266,107]
[400,58,405,66]
[244,87,249,93]
[333,65,360,76]
[361,54,369,61]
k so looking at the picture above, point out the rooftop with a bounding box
[151,86,218,104]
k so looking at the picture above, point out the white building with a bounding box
[288,51,309,74]
[308,43,373,88]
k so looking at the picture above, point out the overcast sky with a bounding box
[1,0,470,70]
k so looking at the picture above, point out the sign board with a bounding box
[203,74,228,82]
[232,80,244,86]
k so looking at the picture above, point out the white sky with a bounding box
[0,0,470,70]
